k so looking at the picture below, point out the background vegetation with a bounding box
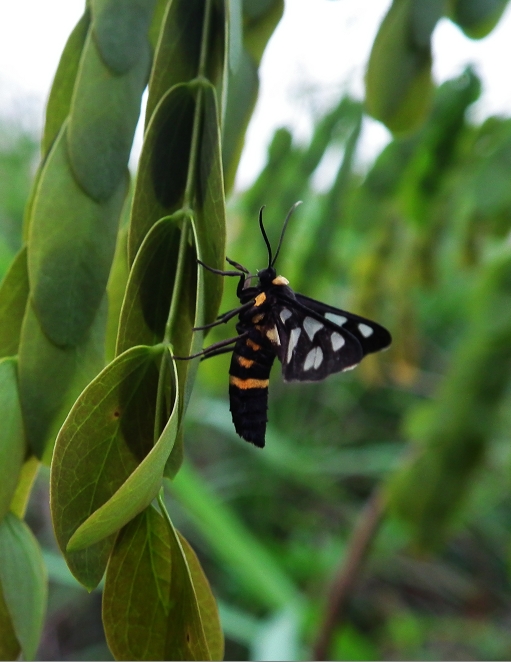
[2,0,511,660]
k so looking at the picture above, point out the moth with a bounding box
[179,203,392,448]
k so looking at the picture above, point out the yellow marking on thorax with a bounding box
[246,338,261,351]
[237,355,254,368]
[266,326,280,345]
[254,292,266,306]
[252,313,264,323]
[272,275,289,286]
[230,375,269,389]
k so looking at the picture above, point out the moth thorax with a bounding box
[272,275,289,286]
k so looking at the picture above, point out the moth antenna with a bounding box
[258,206,273,267]
[271,201,302,267]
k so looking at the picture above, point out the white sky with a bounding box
[0,0,510,190]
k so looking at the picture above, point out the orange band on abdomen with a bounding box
[229,376,269,389]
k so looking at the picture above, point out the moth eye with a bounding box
[287,327,301,362]
[303,316,323,340]
[331,332,345,351]
[358,323,373,338]
[325,312,347,326]
[304,346,323,371]
[280,308,292,323]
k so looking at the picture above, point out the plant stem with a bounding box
[312,489,386,660]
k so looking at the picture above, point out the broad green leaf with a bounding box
[0,583,20,660]
[67,349,179,552]
[103,507,172,660]
[128,84,196,263]
[67,32,150,202]
[42,9,90,156]
[117,216,182,355]
[0,246,29,358]
[365,0,434,132]
[29,122,128,347]
[50,344,164,588]
[450,0,509,38]
[193,84,226,325]
[163,507,211,660]
[18,297,107,461]
[0,513,47,660]
[9,456,39,519]
[179,532,224,661]
[92,0,157,75]
[0,358,26,520]
[104,507,216,660]
[148,0,172,50]
[145,0,205,127]
[106,225,130,363]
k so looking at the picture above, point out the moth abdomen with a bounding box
[228,335,275,447]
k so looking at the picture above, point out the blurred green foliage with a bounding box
[5,61,511,659]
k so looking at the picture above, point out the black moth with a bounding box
[181,203,392,448]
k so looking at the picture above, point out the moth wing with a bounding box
[271,304,363,383]
[295,293,392,356]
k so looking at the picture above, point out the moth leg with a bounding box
[172,333,247,361]
[193,300,254,331]
[197,259,245,277]
[199,345,237,361]
[226,256,250,274]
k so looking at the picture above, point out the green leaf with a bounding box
[67,349,179,552]
[179,531,224,661]
[67,31,150,202]
[0,358,26,520]
[104,506,214,661]
[29,122,128,347]
[193,83,226,325]
[145,0,205,128]
[0,582,20,661]
[117,216,182,355]
[9,456,40,519]
[42,8,91,156]
[227,0,242,75]
[106,225,130,363]
[0,246,29,358]
[92,0,157,75]
[103,507,172,660]
[128,84,196,264]
[450,0,509,38]
[18,297,107,461]
[365,0,434,132]
[162,506,212,660]
[50,344,166,588]
[0,513,47,660]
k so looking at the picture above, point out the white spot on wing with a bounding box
[304,346,323,371]
[331,332,345,351]
[325,312,347,327]
[280,308,292,324]
[303,316,323,340]
[287,328,301,363]
[358,323,373,338]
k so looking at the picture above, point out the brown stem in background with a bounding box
[312,489,387,660]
